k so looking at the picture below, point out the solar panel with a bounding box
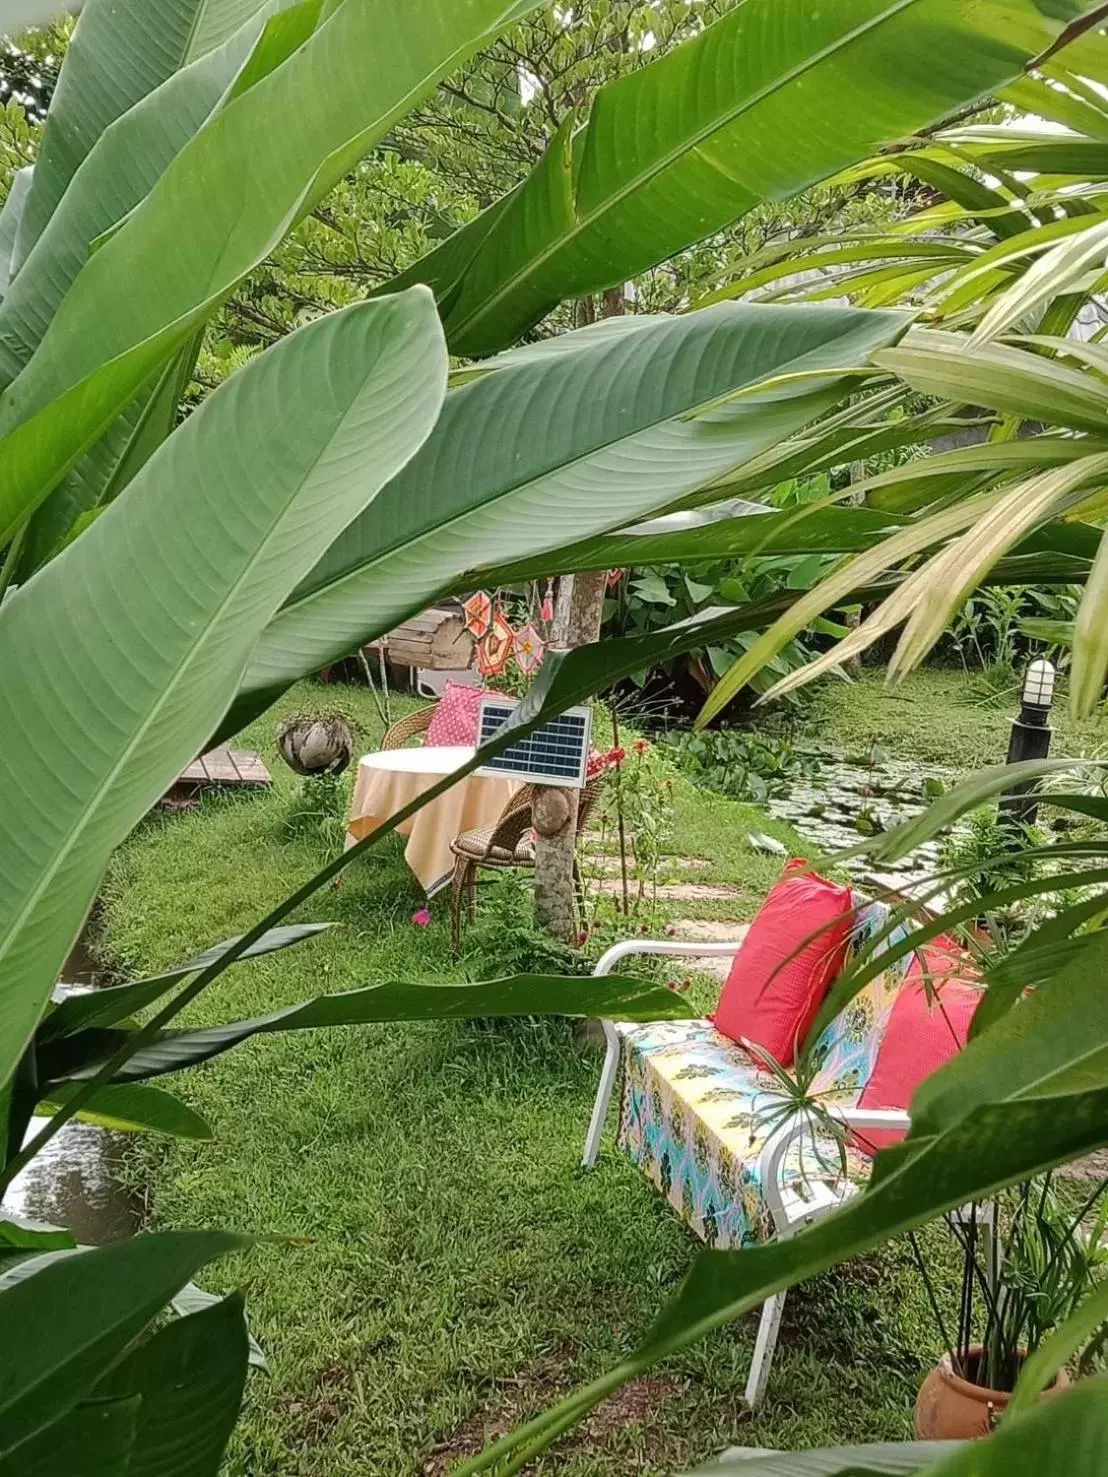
[475,698,592,788]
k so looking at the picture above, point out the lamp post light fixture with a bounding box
[999,658,1056,826]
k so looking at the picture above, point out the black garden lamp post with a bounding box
[999,658,1056,826]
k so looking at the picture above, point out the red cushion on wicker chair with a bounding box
[586,745,608,779]
[424,681,499,747]
[712,860,853,1068]
[853,943,981,1156]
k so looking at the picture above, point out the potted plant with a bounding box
[914,1173,1108,1438]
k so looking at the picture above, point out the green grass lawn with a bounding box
[801,665,1105,771]
[97,671,1033,1475]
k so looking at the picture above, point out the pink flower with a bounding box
[411,908,431,927]
[578,929,590,945]
[608,746,627,766]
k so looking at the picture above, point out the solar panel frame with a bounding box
[475,699,592,788]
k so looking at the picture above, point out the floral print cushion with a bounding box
[618,1020,857,1250]
[807,900,917,1097]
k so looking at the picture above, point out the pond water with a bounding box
[2,928,141,1244]
[765,749,960,893]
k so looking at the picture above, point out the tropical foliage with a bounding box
[1,0,1107,1470]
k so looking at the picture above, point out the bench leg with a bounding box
[581,1026,621,1169]
[745,1292,786,1409]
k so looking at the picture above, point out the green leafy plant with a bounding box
[277,769,349,847]
[463,871,585,979]
[663,727,802,803]
[588,735,677,923]
[940,806,1047,905]
[919,1176,1108,1398]
[0,0,1102,1470]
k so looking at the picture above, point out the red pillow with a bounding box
[853,943,981,1155]
[712,861,854,1068]
[424,681,498,747]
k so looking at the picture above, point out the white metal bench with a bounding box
[583,929,911,1408]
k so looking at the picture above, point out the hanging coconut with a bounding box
[276,714,355,776]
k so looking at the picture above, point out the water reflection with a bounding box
[1,928,140,1244]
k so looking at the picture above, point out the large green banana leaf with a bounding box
[0,1,295,392]
[13,0,273,275]
[681,1381,1108,1474]
[0,168,30,298]
[382,0,1087,355]
[85,1292,248,1477]
[229,302,907,730]
[1,3,311,574]
[40,924,334,1041]
[0,289,446,1095]
[477,504,911,585]
[0,1231,247,1458]
[13,333,206,578]
[40,974,694,1089]
[38,1082,213,1139]
[0,0,534,547]
[0,1283,250,1475]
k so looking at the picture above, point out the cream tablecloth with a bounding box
[345,746,525,895]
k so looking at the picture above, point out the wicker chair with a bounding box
[381,703,436,750]
[448,773,605,955]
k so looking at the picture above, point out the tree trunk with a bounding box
[532,570,607,940]
[532,288,625,941]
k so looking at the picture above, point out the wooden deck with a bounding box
[172,747,272,794]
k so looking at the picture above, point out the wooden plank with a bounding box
[172,747,271,793]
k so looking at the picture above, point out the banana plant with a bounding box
[694,326,1108,724]
[0,1,1106,1471]
[0,1227,254,1475]
[696,23,1108,334]
[379,0,1090,356]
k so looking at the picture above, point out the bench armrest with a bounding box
[757,1105,912,1231]
[829,1106,912,1133]
[592,937,744,977]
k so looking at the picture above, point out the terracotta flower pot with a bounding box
[915,1348,1069,1440]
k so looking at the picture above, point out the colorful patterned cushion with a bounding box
[618,1020,859,1250]
[806,900,915,1097]
[424,681,499,747]
[853,943,982,1155]
[712,861,854,1068]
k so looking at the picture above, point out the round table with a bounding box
[344,746,526,895]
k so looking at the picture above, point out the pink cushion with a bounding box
[853,941,981,1156]
[424,682,499,747]
[712,861,854,1069]
[586,745,608,779]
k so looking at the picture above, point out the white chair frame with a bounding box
[583,937,910,1407]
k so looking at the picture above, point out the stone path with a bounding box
[660,920,751,980]
[584,854,710,875]
[591,879,744,902]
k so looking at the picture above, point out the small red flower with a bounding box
[411,908,431,927]
[607,746,627,765]
[577,929,590,945]
[633,738,649,754]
